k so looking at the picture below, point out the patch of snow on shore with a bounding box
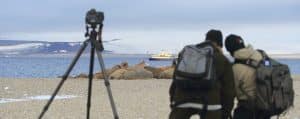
[0,95,78,104]
[26,95,77,100]
[0,99,25,104]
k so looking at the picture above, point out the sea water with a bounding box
[0,55,172,78]
[0,56,299,78]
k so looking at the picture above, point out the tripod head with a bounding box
[85,8,104,28]
[85,8,105,51]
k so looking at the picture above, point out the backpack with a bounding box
[235,50,294,116]
[173,42,216,90]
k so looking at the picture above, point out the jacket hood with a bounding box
[233,45,262,62]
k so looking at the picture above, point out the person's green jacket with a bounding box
[169,45,235,118]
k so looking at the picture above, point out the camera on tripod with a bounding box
[85,9,104,26]
[39,8,119,119]
[84,9,105,51]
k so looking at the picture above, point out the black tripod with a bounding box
[38,22,119,119]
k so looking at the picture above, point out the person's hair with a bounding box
[205,29,223,48]
[225,34,245,56]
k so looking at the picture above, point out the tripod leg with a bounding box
[95,49,119,119]
[87,45,95,119]
[38,39,89,119]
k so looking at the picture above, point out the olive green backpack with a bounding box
[235,50,294,116]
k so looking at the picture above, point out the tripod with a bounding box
[38,23,119,119]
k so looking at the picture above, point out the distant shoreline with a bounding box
[1,53,300,59]
[0,53,150,58]
[1,74,299,80]
[226,54,300,59]
[268,54,300,59]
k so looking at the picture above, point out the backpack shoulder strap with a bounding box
[257,49,271,60]
[234,59,260,68]
[234,49,268,68]
[196,41,214,47]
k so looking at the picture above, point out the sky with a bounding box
[0,0,299,54]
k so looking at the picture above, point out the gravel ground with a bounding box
[0,76,299,119]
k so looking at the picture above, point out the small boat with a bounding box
[149,51,175,61]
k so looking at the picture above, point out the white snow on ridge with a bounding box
[0,51,18,55]
[68,42,80,46]
[59,50,67,53]
[45,43,51,47]
[0,43,45,51]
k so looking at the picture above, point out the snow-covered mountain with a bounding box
[0,40,112,56]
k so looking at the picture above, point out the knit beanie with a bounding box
[225,34,245,56]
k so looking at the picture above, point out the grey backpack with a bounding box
[235,50,294,116]
[173,42,216,90]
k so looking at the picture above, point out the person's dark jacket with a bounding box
[169,44,235,118]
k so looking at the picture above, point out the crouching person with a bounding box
[225,34,271,119]
[169,29,235,119]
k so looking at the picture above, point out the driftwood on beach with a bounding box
[75,61,175,80]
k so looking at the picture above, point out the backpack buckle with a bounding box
[246,59,251,65]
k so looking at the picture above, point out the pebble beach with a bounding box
[0,76,299,119]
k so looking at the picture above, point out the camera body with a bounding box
[85,9,104,26]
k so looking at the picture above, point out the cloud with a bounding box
[5,22,298,54]
[2,32,83,42]
[0,0,299,32]
[0,0,299,53]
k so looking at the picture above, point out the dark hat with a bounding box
[205,29,223,47]
[225,34,245,56]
